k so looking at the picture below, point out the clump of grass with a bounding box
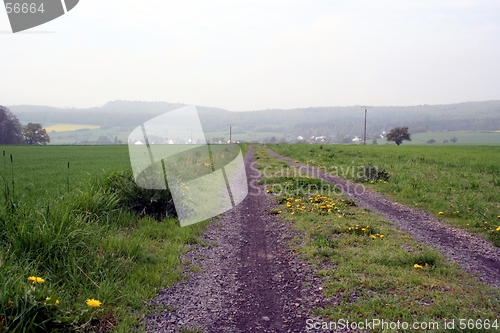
[357,163,390,182]
[103,170,177,220]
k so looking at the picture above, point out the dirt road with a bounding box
[147,145,500,333]
[147,146,326,333]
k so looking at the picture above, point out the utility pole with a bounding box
[361,106,371,145]
[229,125,232,144]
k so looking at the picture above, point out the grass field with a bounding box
[0,145,208,332]
[255,147,500,330]
[269,144,500,247]
[47,128,286,145]
[408,130,500,145]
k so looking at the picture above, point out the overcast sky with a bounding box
[1,0,499,111]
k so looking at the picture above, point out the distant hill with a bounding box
[8,100,500,141]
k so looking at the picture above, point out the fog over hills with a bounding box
[9,100,500,140]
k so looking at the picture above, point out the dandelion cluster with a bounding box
[282,194,346,215]
[28,276,45,284]
[346,225,384,239]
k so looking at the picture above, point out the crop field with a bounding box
[44,124,102,133]
[269,144,500,246]
[255,147,500,326]
[0,145,207,332]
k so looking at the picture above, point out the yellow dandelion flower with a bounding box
[56,300,60,305]
[28,276,45,284]
[379,234,384,239]
[370,235,376,239]
[291,212,295,215]
[413,264,423,269]
[266,189,270,193]
[438,212,444,215]
[86,299,102,308]
[496,226,500,232]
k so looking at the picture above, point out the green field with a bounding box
[0,145,208,332]
[269,144,500,246]
[256,147,500,328]
[408,130,500,145]
[47,128,285,145]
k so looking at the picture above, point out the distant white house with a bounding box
[134,140,144,145]
[297,136,304,141]
[352,136,361,142]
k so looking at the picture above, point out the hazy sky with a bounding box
[1,0,499,111]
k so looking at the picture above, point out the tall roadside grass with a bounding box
[0,146,208,332]
[269,144,500,246]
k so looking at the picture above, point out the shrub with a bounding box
[358,164,390,182]
[104,171,177,220]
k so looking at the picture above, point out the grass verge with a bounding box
[256,147,500,332]
[0,146,208,332]
[268,144,500,247]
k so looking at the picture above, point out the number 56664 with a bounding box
[5,3,45,14]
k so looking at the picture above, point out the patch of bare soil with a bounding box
[266,148,500,288]
[147,146,329,333]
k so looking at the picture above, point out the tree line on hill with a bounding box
[6,100,500,140]
[0,106,50,145]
